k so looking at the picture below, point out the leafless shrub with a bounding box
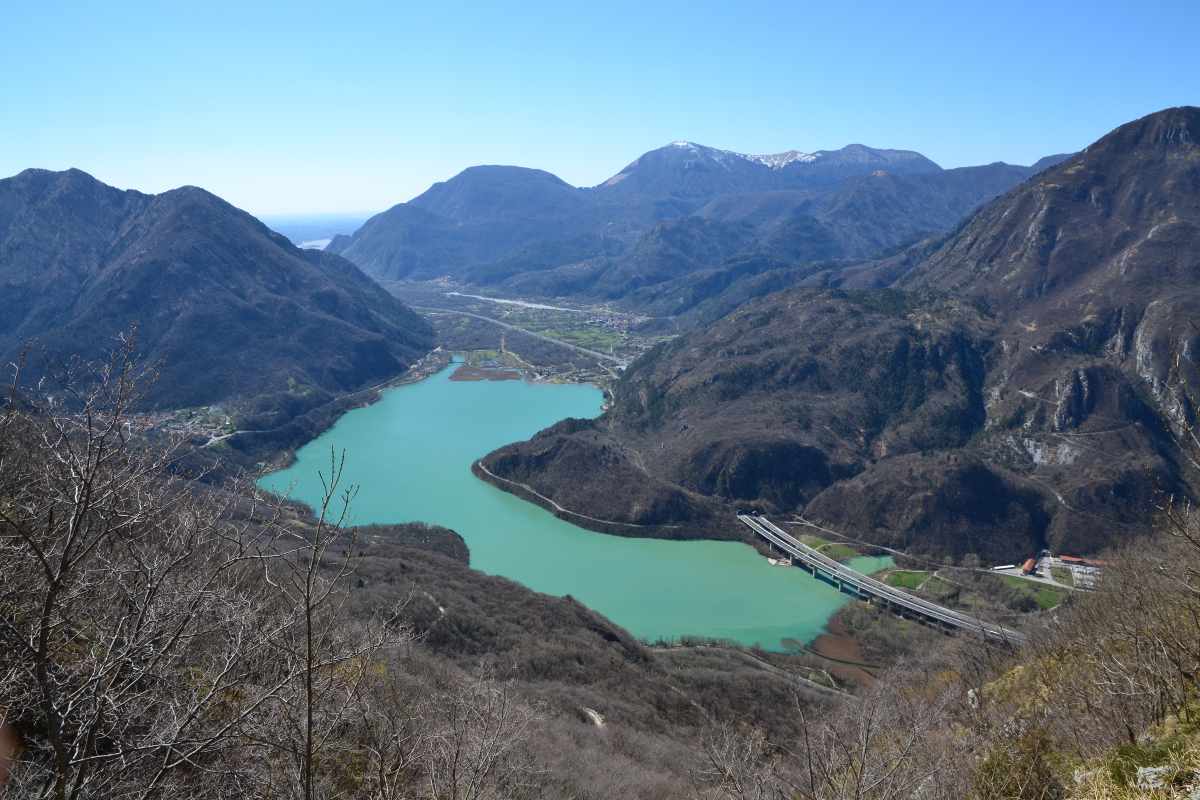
[699,722,786,800]
[423,670,542,800]
[0,341,409,799]
[697,665,968,800]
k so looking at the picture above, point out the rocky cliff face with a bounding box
[482,108,1200,560]
[903,107,1200,552]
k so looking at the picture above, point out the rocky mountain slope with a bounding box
[328,142,1067,312]
[0,168,433,407]
[595,141,941,199]
[480,108,1200,562]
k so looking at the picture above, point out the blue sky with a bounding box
[3,0,1197,215]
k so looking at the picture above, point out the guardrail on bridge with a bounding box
[738,514,1026,646]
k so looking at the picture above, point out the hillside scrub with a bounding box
[0,349,541,800]
[7,344,1200,799]
[698,504,1200,799]
[2,349,382,798]
[0,347,851,799]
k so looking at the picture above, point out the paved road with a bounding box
[740,515,1026,646]
[414,306,626,365]
[475,460,679,529]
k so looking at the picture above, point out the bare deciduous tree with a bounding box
[700,722,787,800]
[0,342,409,799]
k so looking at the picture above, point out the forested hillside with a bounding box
[329,142,1066,311]
[0,168,433,408]
[481,108,1200,564]
[0,350,845,798]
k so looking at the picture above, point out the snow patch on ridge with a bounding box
[664,141,820,169]
[742,150,820,168]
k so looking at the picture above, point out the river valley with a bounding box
[259,362,891,650]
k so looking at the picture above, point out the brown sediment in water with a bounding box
[809,617,877,687]
[450,365,523,382]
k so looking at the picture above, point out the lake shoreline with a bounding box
[809,616,878,687]
[237,347,606,477]
[238,348,455,476]
[470,459,711,540]
[258,367,887,651]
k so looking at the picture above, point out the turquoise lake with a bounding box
[259,363,891,649]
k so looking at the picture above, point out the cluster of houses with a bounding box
[993,552,1105,590]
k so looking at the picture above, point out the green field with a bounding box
[485,307,631,355]
[884,570,928,590]
[1000,575,1068,610]
[797,534,859,561]
[1033,586,1068,610]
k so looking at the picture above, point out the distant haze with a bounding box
[2,1,1196,214]
[258,213,373,247]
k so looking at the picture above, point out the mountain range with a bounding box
[3,110,1192,565]
[328,142,1071,312]
[479,107,1200,562]
[0,168,433,408]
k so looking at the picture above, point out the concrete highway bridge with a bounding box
[738,514,1027,647]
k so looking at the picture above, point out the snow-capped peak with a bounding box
[743,150,820,169]
[662,141,820,169]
